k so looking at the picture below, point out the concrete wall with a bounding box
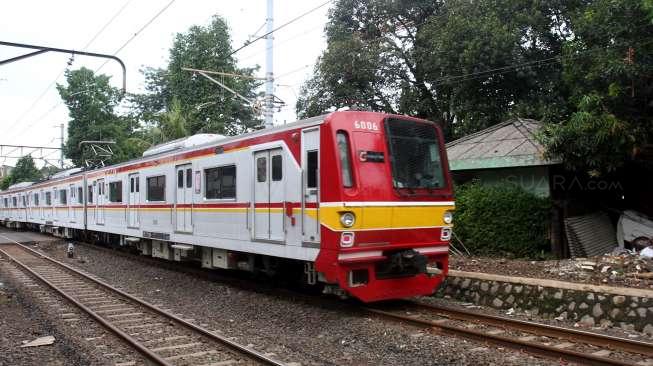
[438,273,653,335]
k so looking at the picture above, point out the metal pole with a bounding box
[60,123,64,169]
[264,0,274,128]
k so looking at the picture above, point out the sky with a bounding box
[0,0,330,168]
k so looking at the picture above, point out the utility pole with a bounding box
[59,123,64,169]
[264,0,274,128]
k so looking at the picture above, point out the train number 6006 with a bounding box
[354,120,379,131]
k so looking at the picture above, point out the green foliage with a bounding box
[454,182,551,258]
[0,156,42,190]
[132,15,262,138]
[538,0,653,174]
[0,176,12,190]
[57,67,141,166]
[539,94,637,174]
[297,0,578,139]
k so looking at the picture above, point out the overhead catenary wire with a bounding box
[96,0,177,73]
[9,0,177,145]
[227,0,332,58]
[4,0,134,143]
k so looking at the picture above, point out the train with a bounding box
[0,111,454,302]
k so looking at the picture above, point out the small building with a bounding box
[0,165,13,179]
[446,118,560,197]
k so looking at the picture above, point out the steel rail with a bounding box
[0,238,286,366]
[412,302,653,357]
[0,244,172,366]
[364,307,637,366]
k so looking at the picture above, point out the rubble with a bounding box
[450,247,653,289]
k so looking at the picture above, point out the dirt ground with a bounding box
[0,275,80,366]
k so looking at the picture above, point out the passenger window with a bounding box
[272,155,282,181]
[147,175,166,201]
[130,178,134,193]
[78,187,83,204]
[177,170,184,188]
[205,165,236,199]
[186,168,192,188]
[336,131,354,187]
[307,150,318,188]
[257,157,267,182]
[88,185,94,203]
[60,189,67,205]
[109,181,123,202]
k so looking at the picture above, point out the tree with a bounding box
[57,67,144,166]
[0,176,11,190]
[132,15,262,138]
[297,0,578,140]
[0,156,42,190]
[540,0,653,174]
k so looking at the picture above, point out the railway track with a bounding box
[0,239,286,366]
[15,236,653,366]
[366,301,653,366]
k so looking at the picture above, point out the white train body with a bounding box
[1,111,455,302]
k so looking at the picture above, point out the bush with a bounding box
[454,181,551,258]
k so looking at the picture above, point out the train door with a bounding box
[175,165,193,232]
[253,149,285,241]
[97,179,105,225]
[302,128,320,243]
[128,174,140,228]
[68,184,75,222]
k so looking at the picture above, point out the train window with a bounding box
[177,170,184,188]
[256,157,266,182]
[336,131,354,187]
[78,187,83,204]
[34,194,39,206]
[60,189,67,205]
[130,178,134,193]
[307,150,318,188]
[45,192,51,206]
[272,155,282,181]
[147,176,166,202]
[205,165,236,199]
[186,168,192,188]
[88,184,94,203]
[109,181,123,203]
[135,177,139,192]
[22,195,27,206]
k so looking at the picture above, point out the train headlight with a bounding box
[443,210,453,225]
[340,212,356,227]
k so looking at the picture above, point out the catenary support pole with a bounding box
[264,0,274,128]
[60,123,64,169]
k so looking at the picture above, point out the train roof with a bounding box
[0,113,330,195]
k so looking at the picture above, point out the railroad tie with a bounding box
[163,350,219,361]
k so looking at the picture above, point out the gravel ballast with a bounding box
[0,267,91,366]
[34,240,567,366]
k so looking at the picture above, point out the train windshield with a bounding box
[385,118,446,190]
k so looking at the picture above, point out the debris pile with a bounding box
[546,250,653,286]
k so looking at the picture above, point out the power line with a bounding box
[228,0,332,58]
[5,0,134,142]
[96,0,177,72]
[9,0,176,144]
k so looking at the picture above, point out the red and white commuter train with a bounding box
[0,111,454,302]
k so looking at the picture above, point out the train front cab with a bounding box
[315,111,454,302]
